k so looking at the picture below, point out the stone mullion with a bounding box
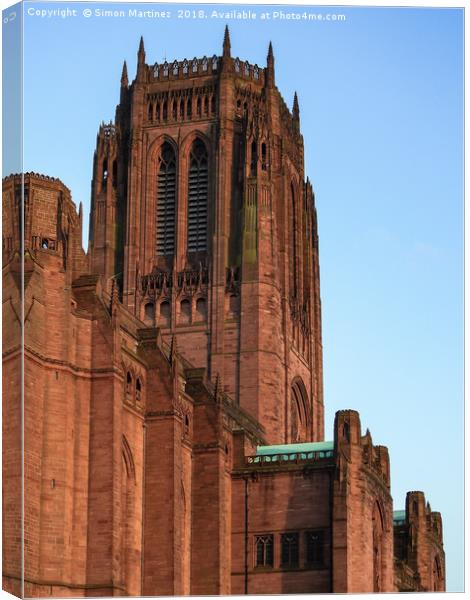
[176,145,188,273]
[141,132,151,277]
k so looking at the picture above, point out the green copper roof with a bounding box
[393,510,406,522]
[256,441,334,456]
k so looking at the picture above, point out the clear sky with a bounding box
[12,1,465,592]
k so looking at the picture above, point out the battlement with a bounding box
[144,55,264,86]
[124,29,300,133]
[98,121,117,138]
[2,171,71,195]
[2,172,85,273]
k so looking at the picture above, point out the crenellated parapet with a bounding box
[2,172,85,276]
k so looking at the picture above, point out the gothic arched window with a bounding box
[156,142,177,257]
[432,556,442,591]
[372,502,384,592]
[159,300,171,327]
[291,379,309,443]
[196,298,207,321]
[126,372,133,399]
[144,302,155,324]
[180,299,191,324]
[187,139,208,253]
[261,143,267,171]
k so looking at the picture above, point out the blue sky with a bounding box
[10,1,465,591]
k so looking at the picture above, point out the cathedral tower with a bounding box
[88,29,324,444]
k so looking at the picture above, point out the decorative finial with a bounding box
[138,36,145,61]
[121,60,128,87]
[266,41,275,87]
[293,91,299,116]
[223,25,231,57]
[137,37,146,82]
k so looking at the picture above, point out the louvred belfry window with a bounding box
[187,139,208,253]
[156,142,176,256]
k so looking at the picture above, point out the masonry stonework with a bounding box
[3,29,444,597]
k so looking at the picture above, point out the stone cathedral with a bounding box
[3,29,445,597]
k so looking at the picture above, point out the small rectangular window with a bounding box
[281,533,299,568]
[255,535,273,568]
[305,530,324,567]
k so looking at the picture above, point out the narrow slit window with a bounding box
[251,141,258,176]
[261,143,267,171]
[126,372,133,397]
